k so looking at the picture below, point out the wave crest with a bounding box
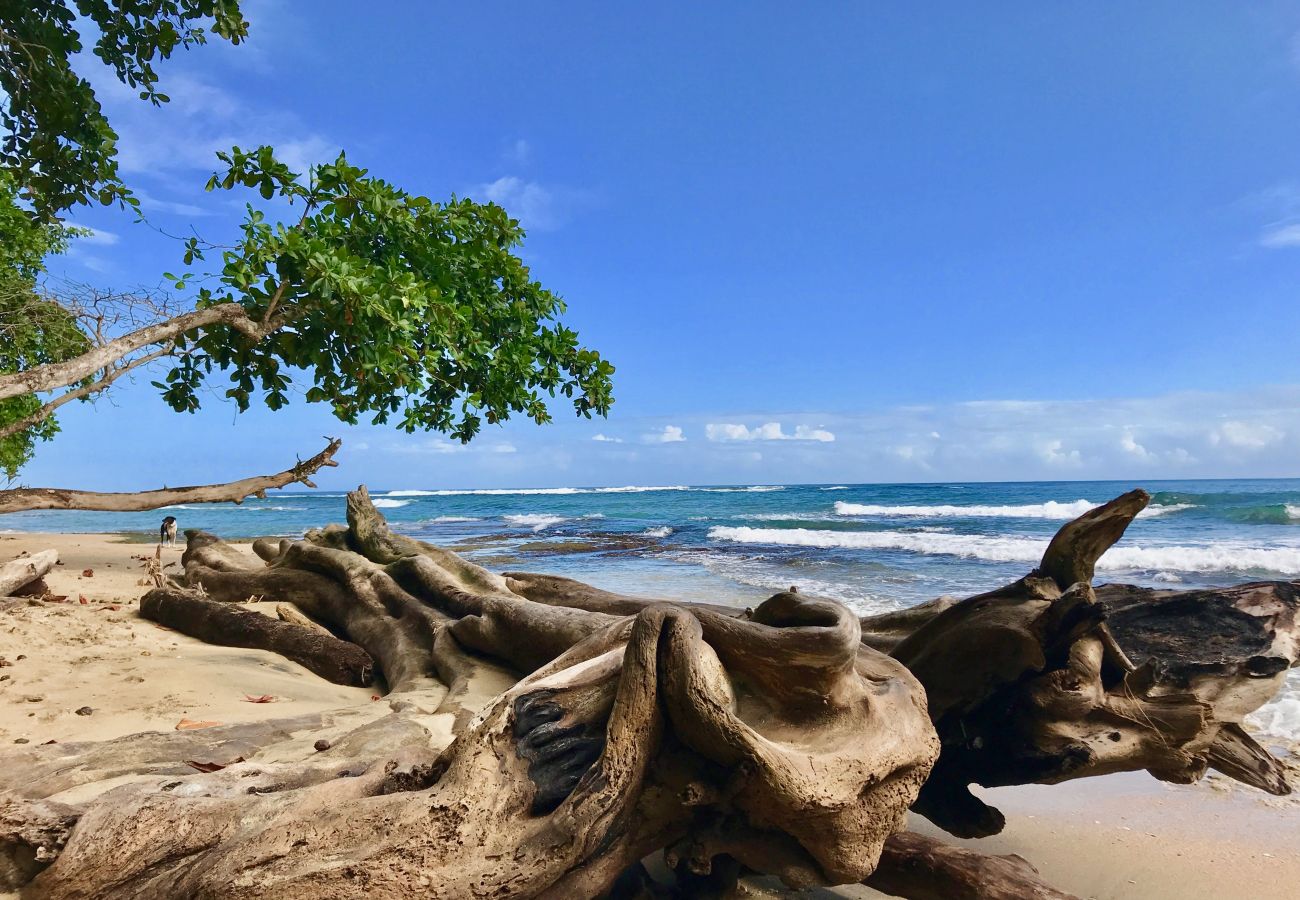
[708,526,1300,575]
[833,499,1190,520]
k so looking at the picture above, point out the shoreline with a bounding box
[2,532,1298,899]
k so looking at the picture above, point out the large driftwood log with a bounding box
[0,550,58,596]
[20,592,938,896]
[140,587,376,687]
[2,485,1295,899]
[890,490,1297,838]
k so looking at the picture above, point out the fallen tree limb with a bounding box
[0,550,58,596]
[0,439,340,513]
[140,586,375,687]
[866,831,1079,900]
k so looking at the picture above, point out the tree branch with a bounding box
[0,438,341,513]
[0,345,174,443]
[0,302,269,401]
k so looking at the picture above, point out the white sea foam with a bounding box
[1246,671,1300,744]
[701,485,785,493]
[504,514,566,531]
[820,486,850,491]
[833,500,1191,520]
[371,499,411,509]
[422,516,480,523]
[1287,504,1300,521]
[707,526,1300,574]
[692,552,901,614]
[384,485,688,497]
[159,504,305,511]
[643,526,673,538]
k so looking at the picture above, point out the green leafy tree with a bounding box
[0,0,248,218]
[0,171,88,480]
[0,3,614,512]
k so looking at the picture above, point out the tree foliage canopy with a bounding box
[0,0,248,218]
[0,1,613,497]
[0,172,89,479]
[160,147,615,442]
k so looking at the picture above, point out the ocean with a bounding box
[6,477,1299,744]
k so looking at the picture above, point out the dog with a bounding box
[160,516,178,547]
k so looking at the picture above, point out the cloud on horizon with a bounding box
[705,422,836,443]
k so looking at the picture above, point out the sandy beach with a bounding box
[1,531,1296,899]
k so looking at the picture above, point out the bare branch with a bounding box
[0,345,174,442]
[0,302,272,401]
[0,438,341,513]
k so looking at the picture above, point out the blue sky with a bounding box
[27,1,1300,490]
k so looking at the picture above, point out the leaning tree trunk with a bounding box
[0,486,1295,899]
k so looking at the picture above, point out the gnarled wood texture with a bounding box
[1,486,1294,898]
[891,490,1298,838]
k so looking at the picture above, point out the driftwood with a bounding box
[0,439,340,514]
[890,490,1296,837]
[867,831,1079,900]
[140,587,376,687]
[0,550,58,596]
[275,602,336,637]
[0,486,1295,899]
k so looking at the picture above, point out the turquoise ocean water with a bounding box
[6,478,1298,742]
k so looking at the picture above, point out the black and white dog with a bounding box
[160,516,178,547]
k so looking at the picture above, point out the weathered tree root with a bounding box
[1,486,1295,898]
[140,587,376,687]
[889,490,1298,838]
[866,831,1079,900]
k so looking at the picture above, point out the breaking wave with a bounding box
[643,526,673,538]
[707,526,1300,575]
[371,499,411,509]
[833,500,1190,520]
[503,514,567,531]
[384,485,690,497]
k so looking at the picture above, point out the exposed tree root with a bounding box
[0,486,1294,898]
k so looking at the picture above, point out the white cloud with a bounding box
[89,71,337,193]
[704,422,835,443]
[591,433,623,443]
[1038,439,1083,468]
[1119,430,1156,462]
[794,425,836,442]
[646,425,686,443]
[393,439,516,455]
[74,227,120,246]
[472,175,595,231]
[1210,420,1284,449]
[1259,223,1300,248]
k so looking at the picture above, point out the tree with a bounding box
[0,3,613,513]
[0,171,89,480]
[0,0,248,218]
